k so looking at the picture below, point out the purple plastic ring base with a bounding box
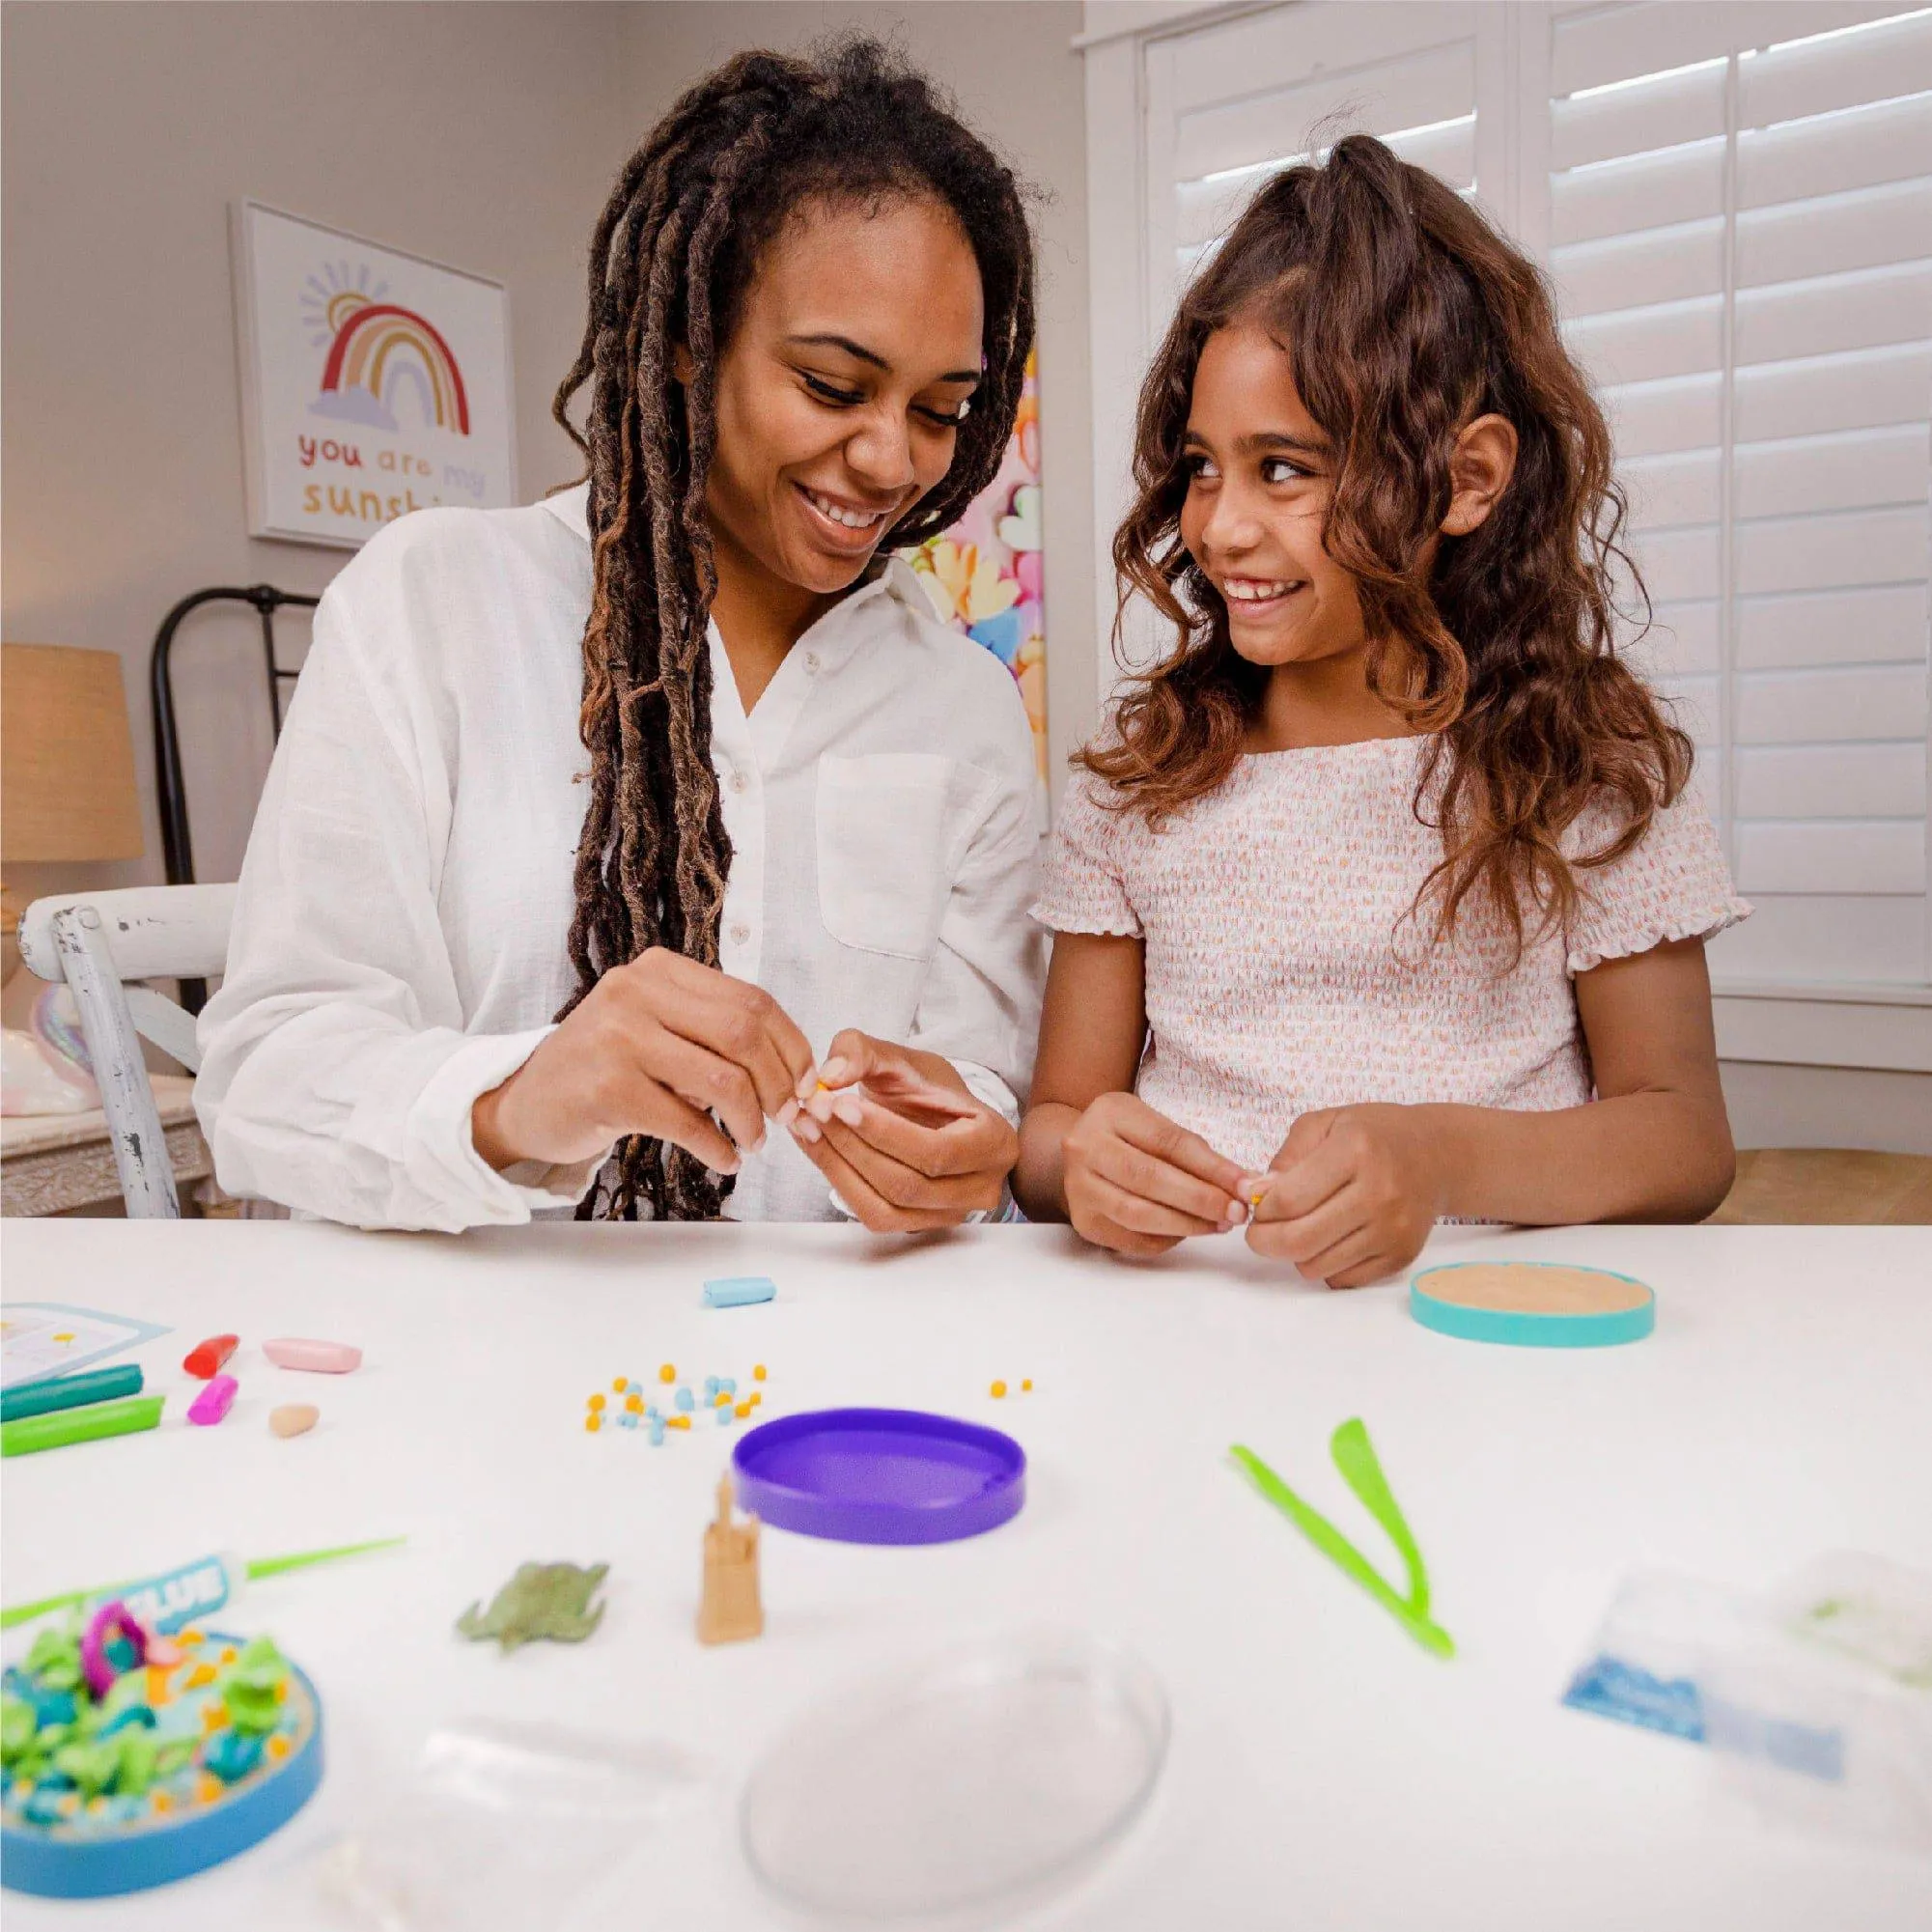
[732,1408,1025,1546]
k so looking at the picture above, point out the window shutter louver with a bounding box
[1550,2,1931,983]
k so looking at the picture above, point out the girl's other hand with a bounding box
[1061,1092,1248,1257]
[787,1030,1018,1232]
[470,948,817,1175]
[1244,1105,1446,1287]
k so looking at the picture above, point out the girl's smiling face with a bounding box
[1178,318,1367,670]
[701,194,985,599]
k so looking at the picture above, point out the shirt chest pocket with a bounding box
[816,753,958,962]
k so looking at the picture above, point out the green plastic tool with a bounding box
[0,1536,408,1631]
[1230,1418,1455,1659]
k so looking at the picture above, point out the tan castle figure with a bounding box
[697,1472,764,1645]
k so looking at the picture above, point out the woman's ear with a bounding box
[671,344,695,386]
[1440,413,1518,537]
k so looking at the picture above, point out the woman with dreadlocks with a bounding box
[197,41,1044,1228]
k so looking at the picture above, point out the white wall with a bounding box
[2,0,625,918]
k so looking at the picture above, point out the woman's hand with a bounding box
[1245,1105,1447,1287]
[470,949,817,1175]
[1058,1091,1248,1258]
[786,1030,1019,1232]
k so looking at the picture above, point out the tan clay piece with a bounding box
[1420,1262,1649,1316]
[696,1473,763,1645]
[269,1403,320,1439]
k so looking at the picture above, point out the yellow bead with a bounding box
[585,1414,602,1433]
[658,1363,676,1383]
[268,1734,292,1761]
[736,1402,751,1418]
[626,1393,644,1414]
[197,1774,223,1806]
[152,1789,173,1813]
[753,1364,767,1381]
[613,1377,628,1392]
[588,1393,605,1412]
[990,1380,1006,1398]
[1022,1379,1032,1392]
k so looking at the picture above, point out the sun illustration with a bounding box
[299,260,390,350]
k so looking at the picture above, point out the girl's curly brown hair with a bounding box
[1088,133,1692,956]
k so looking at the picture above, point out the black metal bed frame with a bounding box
[150,583,319,1012]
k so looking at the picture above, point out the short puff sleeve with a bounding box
[1564,784,1750,976]
[1032,772,1141,938]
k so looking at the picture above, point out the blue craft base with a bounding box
[1410,1263,1655,1349]
[1,1646,323,1899]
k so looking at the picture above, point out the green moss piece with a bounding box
[112,1727,159,1799]
[2,1694,37,1766]
[24,1625,83,1695]
[456,1562,608,1652]
[51,1737,120,1800]
[218,1636,291,1736]
[154,1738,196,1778]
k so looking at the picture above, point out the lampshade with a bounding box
[2,643,145,861]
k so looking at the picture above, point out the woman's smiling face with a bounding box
[700,194,984,598]
[1178,318,1367,670]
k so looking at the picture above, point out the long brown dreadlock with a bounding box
[552,40,1036,1220]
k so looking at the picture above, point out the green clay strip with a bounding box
[1230,1419,1455,1659]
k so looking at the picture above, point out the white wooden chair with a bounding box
[15,885,235,1218]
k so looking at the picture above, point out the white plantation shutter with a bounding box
[1144,3,1483,325]
[1547,2,1932,985]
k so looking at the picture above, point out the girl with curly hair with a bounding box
[1015,134,1748,1282]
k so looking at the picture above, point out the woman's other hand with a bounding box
[1244,1105,1446,1287]
[470,949,817,1175]
[787,1030,1018,1231]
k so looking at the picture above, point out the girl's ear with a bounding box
[672,344,695,386]
[1441,413,1518,537]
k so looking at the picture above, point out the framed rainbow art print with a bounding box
[230,202,517,549]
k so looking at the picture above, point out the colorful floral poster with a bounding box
[231,202,517,548]
[900,349,1048,793]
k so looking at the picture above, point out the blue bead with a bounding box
[618,1412,639,1430]
[675,1387,694,1411]
[717,1405,735,1426]
[719,1379,737,1395]
[648,1422,665,1445]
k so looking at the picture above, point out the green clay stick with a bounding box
[1,1393,163,1460]
[1230,1418,1455,1659]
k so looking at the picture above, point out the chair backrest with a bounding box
[16,885,236,1218]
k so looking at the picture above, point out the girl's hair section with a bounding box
[1094,133,1693,956]
[553,38,1036,1219]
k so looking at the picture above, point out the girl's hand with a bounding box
[788,1030,1019,1232]
[1061,1092,1248,1257]
[471,949,817,1175]
[1245,1105,1447,1287]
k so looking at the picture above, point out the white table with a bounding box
[3,1218,1929,1929]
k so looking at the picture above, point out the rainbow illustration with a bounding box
[310,289,469,435]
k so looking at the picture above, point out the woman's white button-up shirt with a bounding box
[195,485,1046,1228]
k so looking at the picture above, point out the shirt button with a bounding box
[728,769,748,795]
[729,921,751,946]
